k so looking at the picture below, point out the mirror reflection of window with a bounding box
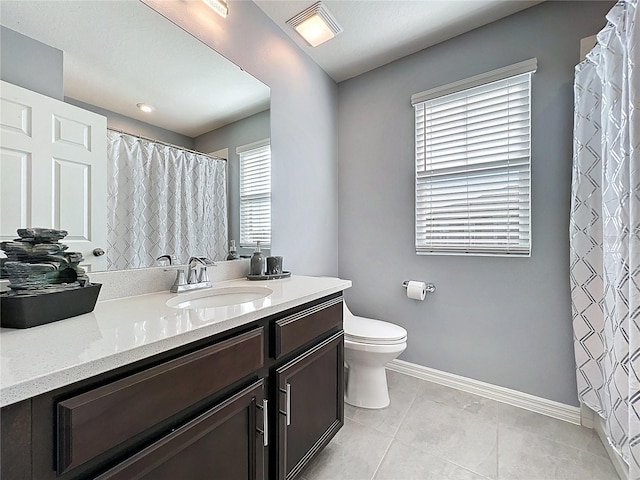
[237,140,271,249]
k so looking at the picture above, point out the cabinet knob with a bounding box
[93,248,105,257]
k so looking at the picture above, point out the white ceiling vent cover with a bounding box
[286,2,343,47]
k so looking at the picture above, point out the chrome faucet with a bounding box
[170,257,216,293]
[187,257,215,284]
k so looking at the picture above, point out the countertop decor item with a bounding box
[266,255,283,275]
[226,239,239,260]
[1,284,102,329]
[0,227,101,328]
[250,241,265,276]
[246,271,291,281]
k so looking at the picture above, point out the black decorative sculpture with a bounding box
[0,228,101,328]
[1,228,90,294]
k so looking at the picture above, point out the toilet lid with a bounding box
[344,315,407,345]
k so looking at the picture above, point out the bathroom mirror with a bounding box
[0,0,270,271]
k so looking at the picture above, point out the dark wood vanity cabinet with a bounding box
[275,332,344,480]
[0,292,344,480]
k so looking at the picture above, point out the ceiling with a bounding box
[0,1,544,137]
[254,0,544,82]
[0,1,270,138]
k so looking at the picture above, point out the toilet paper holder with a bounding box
[402,280,436,293]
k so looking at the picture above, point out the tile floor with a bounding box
[301,371,620,480]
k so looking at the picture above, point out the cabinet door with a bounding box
[275,332,344,480]
[0,400,31,480]
[96,380,267,480]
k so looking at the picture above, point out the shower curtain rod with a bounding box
[107,127,227,161]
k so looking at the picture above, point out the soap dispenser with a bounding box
[250,241,265,276]
[226,240,239,260]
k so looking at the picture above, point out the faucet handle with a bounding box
[170,269,187,293]
[198,264,215,283]
[187,266,199,284]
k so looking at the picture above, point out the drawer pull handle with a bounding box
[287,383,291,426]
[279,383,292,426]
[256,399,269,447]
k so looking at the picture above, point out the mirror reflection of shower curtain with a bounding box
[570,0,639,476]
[106,130,228,270]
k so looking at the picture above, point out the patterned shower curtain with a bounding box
[106,130,228,270]
[570,0,639,476]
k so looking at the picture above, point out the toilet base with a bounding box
[344,364,390,409]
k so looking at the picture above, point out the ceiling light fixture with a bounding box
[136,103,154,113]
[286,2,342,47]
[203,0,228,18]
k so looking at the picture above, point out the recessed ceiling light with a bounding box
[136,103,154,113]
[286,2,343,48]
[203,0,228,18]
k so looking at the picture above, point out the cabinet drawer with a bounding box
[274,297,342,359]
[95,380,266,480]
[57,327,264,475]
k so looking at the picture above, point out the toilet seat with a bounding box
[344,315,407,346]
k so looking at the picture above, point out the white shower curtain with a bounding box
[106,130,228,270]
[570,0,639,476]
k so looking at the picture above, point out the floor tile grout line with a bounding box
[370,382,421,480]
[343,414,373,430]
[446,459,494,480]
[369,435,394,480]
[390,383,421,439]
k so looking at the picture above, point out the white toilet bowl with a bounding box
[343,302,407,409]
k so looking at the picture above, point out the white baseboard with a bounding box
[387,359,581,425]
[580,403,596,429]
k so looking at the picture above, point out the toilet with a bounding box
[343,302,407,409]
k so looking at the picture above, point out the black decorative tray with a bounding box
[246,271,291,281]
[0,283,102,329]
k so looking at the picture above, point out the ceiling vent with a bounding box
[286,2,343,47]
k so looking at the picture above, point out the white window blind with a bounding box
[238,141,271,248]
[413,61,535,256]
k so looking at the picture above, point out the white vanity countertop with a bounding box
[0,275,351,407]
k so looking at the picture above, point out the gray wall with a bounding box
[143,0,339,277]
[195,110,271,258]
[337,1,614,406]
[0,26,63,100]
[1,26,194,149]
[65,97,194,149]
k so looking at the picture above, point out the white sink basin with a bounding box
[166,286,273,309]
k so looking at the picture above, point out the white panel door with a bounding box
[0,81,107,271]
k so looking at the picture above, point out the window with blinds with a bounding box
[412,59,536,256]
[238,141,271,248]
